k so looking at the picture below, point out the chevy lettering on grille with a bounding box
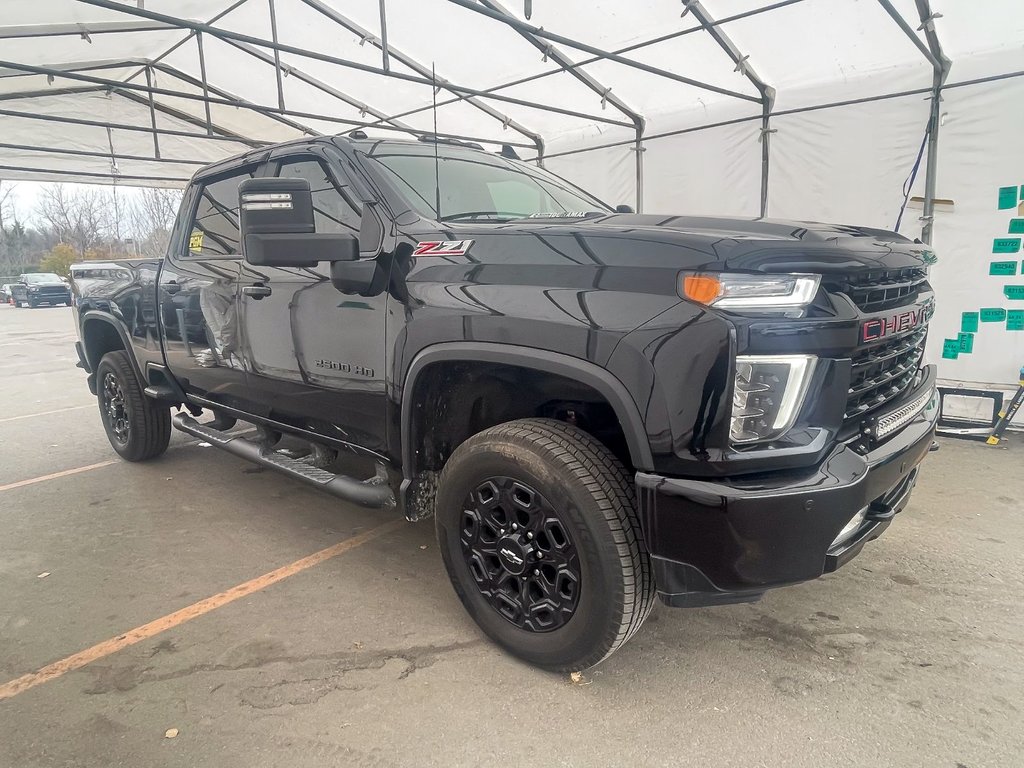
[861,307,927,343]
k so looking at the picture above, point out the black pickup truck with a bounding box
[11,272,72,307]
[73,133,938,671]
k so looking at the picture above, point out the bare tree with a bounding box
[127,187,183,258]
[35,184,113,255]
[0,180,15,233]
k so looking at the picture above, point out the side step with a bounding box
[172,413,395,509]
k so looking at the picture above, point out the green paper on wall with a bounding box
[961,312,979,333]
[1008,310,1024,331]
[957,333,974,353]
[1010,219,1024,234]
[992,238,1022,254]
[990,261,1018,275]
[1000,187,1019,209]
[1004,286,1024,300]
[942,339,960,359]
[981,308,1006,322]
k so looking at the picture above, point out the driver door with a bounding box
[236,150,390,455]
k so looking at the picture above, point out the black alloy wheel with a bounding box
[95,350,171,461]
[461,476,581,632]
[436,418,655,672]
[101,371,131,445]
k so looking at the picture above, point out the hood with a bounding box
[455,213,935,276]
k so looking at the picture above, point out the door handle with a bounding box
[242,284,272,300]
[163,281,181,295]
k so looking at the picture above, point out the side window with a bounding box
[276,158,361,235]
[187,166,257,258]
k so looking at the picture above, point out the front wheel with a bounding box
[435,418,655,672]
[96,350,171,461]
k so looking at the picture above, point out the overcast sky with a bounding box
[5,181,148,227]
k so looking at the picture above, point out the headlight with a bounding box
[682,273,820,310]
[731,355,816,444]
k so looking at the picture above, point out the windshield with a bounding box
[368,145,611,222]
[23,273,64,285]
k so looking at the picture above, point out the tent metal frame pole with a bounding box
[0,164,190,184]
[217,37,416,133]
[368,0,805,129]
[875,0,941,69]
[298,0,545,157]
[473,0,643,202]
[685,1,775,216]
[378,0,390,71]
[0,105,268,147]
[267,0,286,111]
[914,0,951,245]
[0,85,102,103]
[446,0,759,103]
[0,21,176,39]
[0,59,538,149]
[0,141,208,166]
[144,65,161,159]
[195,31,214,136]
[147,62,321,138]
[77,0,631,130]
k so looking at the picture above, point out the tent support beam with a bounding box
[875,0,941,70]
[144,66,161,159]
[78,0,628,130]
[0,105,267,147]
[914,0,952,245]
[684,1,775,216]
[148,61,322,138]
[0,21,176,39]
[378,0,390,71]
[218,37,416,133]
[298,0,545,157]
[0,142,207,166]
[267,0,286,111]
[195,32,213,136]
[473,0,643,205]
[0,59,538,149]
[370,0,805,130]
[446,0,759,103]
[0,164,190,184]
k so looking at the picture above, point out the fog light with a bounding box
[831,506,869,548]
[731,355,815,444]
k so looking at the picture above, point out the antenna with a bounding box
[432,62,441,220]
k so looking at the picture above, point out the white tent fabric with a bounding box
[2,0,1024,394]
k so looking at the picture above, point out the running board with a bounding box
[172,413,395,509]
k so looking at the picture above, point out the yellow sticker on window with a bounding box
[189,231,204,250]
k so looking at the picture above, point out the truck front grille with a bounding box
[834,268,928,313]
[845,327,927,421]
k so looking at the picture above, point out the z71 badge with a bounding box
[413,240,474,256]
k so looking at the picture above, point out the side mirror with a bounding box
[615,204,635,213]
[238,177,358,267]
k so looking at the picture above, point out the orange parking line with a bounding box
[0,518,405,701]
[0,461,118,493]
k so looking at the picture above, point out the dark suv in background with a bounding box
[11,273,72,307]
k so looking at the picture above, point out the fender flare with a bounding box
[80,311,145,386]
[400,342,654,479]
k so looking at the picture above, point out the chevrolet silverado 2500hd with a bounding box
[73,134,938,670]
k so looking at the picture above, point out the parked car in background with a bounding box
[10,273,73,307]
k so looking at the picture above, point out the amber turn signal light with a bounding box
[682,274,722,305]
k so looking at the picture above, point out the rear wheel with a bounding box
[96,350,171,461]
[435,418,654,671]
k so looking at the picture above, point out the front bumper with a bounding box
[636,366,938,607]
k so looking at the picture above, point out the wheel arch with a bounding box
[81,312,144,390]
[400,343,654,481]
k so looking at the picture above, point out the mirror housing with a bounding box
[615,204,635,213]
[239,177,358,267]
